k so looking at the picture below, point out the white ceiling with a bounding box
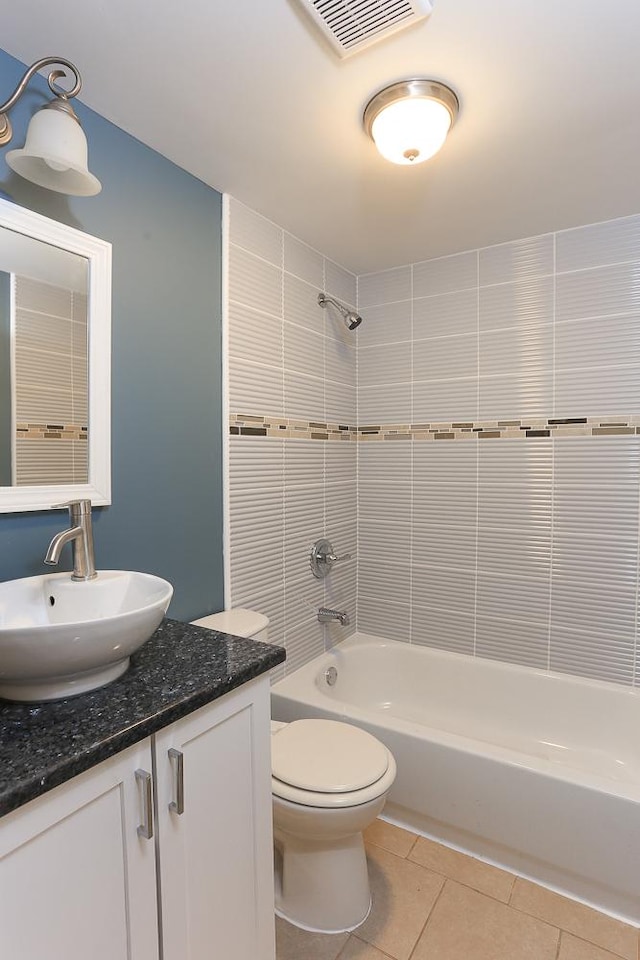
[4,1,640,274]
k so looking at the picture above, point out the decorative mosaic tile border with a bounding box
[229,414,356,440]
[230,413,640,441]
[16,423,88,441]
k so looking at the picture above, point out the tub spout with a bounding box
[318,607,349,626]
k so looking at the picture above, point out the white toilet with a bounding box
[192,608,397,934]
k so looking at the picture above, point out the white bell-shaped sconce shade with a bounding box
[364,79,459,166]
[6,101,101,196]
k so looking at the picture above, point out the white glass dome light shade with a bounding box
[6,101,101,196]
[364,79,459,166]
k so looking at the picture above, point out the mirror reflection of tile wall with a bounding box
[13,276,88,485]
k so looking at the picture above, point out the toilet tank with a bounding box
[191,608,270,643]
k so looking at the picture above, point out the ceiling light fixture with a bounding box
[363,79,459,166]
[0,57,101,196]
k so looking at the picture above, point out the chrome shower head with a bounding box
[318,293,363,331]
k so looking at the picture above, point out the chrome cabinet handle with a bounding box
[168,748,184,815]
[135,769,154,840]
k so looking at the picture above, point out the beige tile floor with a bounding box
[276,819,640,960]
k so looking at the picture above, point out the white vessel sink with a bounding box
[0,570,173,702]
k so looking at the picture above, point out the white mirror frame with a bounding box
[0,197,111,512]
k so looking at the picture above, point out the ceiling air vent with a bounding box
[297,0,434,58]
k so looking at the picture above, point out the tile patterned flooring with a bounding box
[275,819,639,960]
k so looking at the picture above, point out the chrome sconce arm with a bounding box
[0,57,82,146]
[0,56,101,196]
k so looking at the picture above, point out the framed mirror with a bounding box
[0,197,111,512]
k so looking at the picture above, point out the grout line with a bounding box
[406,877,448,960]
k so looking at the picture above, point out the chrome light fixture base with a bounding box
[363,79,459,165]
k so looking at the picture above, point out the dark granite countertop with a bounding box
[0,618,285,817]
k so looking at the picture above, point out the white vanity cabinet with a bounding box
[0,675,275,960]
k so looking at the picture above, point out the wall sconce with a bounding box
[0,57,101,196]
[363,79,459,166]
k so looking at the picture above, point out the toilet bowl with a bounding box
[192,608,397,934]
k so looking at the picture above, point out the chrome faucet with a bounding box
[44,499,97,581]
[317,607,350,626]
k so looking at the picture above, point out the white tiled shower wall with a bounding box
[227,198,640,685]
[226,198,358,680]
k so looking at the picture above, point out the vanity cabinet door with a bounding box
[0,740,159,960]
[155,675,275,960]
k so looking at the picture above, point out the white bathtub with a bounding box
[271,633,640,924]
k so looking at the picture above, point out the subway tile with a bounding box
[549,625,635,686]
[413,437,478,479]
[478,486,552,529]
[230,534,284,600]
[358,265,412,307]
[228,302,283,367]
[356,300,412,347]
[284,618,325,673]
[550,576,637,639]
[357,597,411,642]
[413,288,478,339]
[229,358,284,416]
[325,380,356,424]
[478,436,553,482]
[325,259,357,307]
[554,436,640,485]
[475,616,549,670]
[284,233,324,287]
[359,520,412,565]
[411,604,475,655]
[284,370,326,421]
[413,522,477,570]
[15,309,73,354]
[479,276,554,331]
[477,525,551,577]
[358,342,411,386]
[411,564,476,612]
[229,436,284,485]
[476,571,550,624]
[413,377,478,422]
[229,245,282,317]
[413,482,477,527]
[359,561,412,604]
[359,480,412,522]
[359,440,412,480]
[555,313,640,370]
[359,383,412,423]
[479,324,553,377]
[479,234,554,285]
[325,334,356,386]
[413,332,477,381]
[284,571,325,629]
[554,364,640,417]
[551,532,639,582]
[478,371,553,420]
[325,442,357,483]
[284,321,326,378]
[228,199,282,266]
[284,272,324,332]
[413,250,478,297]
[556,261,640,322]
[553,486,639,539]
[556,214,640,273]
[284,438,325,486]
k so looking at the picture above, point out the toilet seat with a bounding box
[271,719,397,808]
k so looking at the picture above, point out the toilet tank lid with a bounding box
[192,608,269,638]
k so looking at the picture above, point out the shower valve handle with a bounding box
[310,538,353,579]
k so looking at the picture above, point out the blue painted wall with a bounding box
[0,48,224,621]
